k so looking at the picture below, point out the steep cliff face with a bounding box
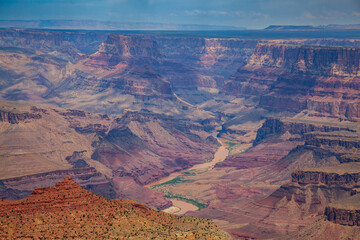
[0,109,41,124]
[262,183,353,217]
[325,193,360,226]
[292,170,360,187]
[98,34,164,60]
[251,118,360,178]
[0,29,260,97]
[249,43,360,76]
[304,133,360,150]
[155,37,257,88]
[65,34,176,101]
[223,43,360,120]
[155,37,257,64]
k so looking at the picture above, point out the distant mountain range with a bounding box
[0,20,245,31]
[265,24,360,31]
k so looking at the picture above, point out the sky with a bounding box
[0,0,360,29]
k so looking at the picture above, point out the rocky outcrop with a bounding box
[59,109,87,117]
[74,124,108,134]
[98,34,164,60]
[324,192,360,227]
[304,135,360,149]
[292,170,360,187]
[88,33,164,69]
[155,37,255,55]
[0,177,231,240]
[0,110,41,124]
[324,206,360,226]
[65,151,90,168]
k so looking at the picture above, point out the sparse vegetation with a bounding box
[164,192,208,210]
[0,177,230,239]
[153,176,193,187]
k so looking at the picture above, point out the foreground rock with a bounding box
[0,177,231,239]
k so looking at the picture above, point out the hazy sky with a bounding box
[1,0,360,29]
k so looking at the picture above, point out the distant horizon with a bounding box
[0,0,359,29]
[0,19,245,31]
[1,19,360,31]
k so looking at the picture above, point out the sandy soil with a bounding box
[167,199,199,215]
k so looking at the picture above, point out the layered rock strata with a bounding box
[223,43,360,120]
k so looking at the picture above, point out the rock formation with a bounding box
[0,177,231,239]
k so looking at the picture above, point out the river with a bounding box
[145,136,229,215]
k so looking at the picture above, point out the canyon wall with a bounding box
[249,43,360,76]
[0,28,107,54]
[99,34,164,59]
[292,170,360,187]
[223,43,360,120]
[325,206,360,226]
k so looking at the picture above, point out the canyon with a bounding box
[1,27,360,239]
[0,100,217,210]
